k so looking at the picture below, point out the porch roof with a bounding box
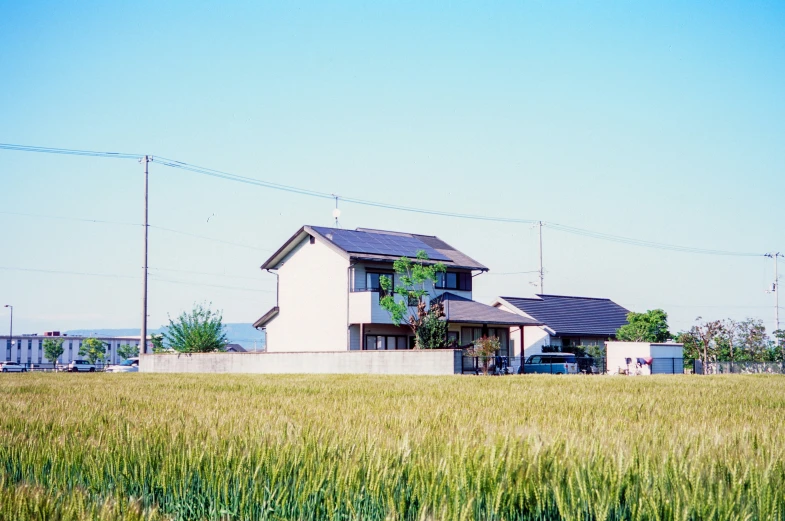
[435,293,541,327]
[252,307,279,329]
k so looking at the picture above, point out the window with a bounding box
[38,342,42,363]
[68,341,73,362]
[461,327,484,345]
[436,272,471,291]
[366,272,393,295]
[5,339,10,361]
[407,294,419,306]
[447,331,459,347]
[364,335,409,350]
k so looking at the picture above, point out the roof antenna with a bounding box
[331,194,341,228]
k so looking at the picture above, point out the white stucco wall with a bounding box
[605,342,684,375]
[494,302,553,357]
[265,237,350,352]
[140,350,463,375]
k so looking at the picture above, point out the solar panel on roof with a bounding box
[311,227,450,261]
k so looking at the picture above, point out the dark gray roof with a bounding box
[224,343,247,352]
[498,294,630,337]
[261,226,488,271]
[435,292,541,326]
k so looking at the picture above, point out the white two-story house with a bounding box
[254,226,538,355]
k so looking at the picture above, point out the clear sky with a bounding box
[1,1,783,336]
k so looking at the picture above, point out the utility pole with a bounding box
[766,252,782,343]
[332,194,341,227]
[3,305,12,361]
[140,156,150,355]
[538,221,544,295]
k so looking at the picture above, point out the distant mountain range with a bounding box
[65,323,266,351]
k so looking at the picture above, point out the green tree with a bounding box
[616,309,671,343]
[378,250,447,349]
[164,303,228,353]
[736,318,769,362]
[774,330,785,361]
[464,336,501,374]
[42,338,64,364]
[79,338,107,364]
[117,343,139,360]
[150,333,167,353]
[678,318,723,372]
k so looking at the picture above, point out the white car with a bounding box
[106,358,139,373]
[0,361,26,373]
[67,360,96,372]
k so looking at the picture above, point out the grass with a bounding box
[1,373,785,520]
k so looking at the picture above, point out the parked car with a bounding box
[105,358,139,373]
[0,361,26,373]
[67,360,96,372]
[519,353,579,374]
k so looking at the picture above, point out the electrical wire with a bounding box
[0,266,137,279]
[0,210,273,251]
[0,266,272,293]
[0,210,139,227]
[148,275,274,293]
[149,267,271,281]
[0,142,774,257]
[0,143,143,160]
[149,225,273,252]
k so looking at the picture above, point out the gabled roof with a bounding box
[434,292,541,326]
[261,226,488,271]
[495,294,630,337]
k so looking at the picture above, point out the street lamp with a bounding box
[3,305,12,361]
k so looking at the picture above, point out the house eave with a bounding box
[253,307,279,329]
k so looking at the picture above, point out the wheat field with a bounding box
[1,373,784,520]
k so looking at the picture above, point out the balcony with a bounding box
[348,290,396,324]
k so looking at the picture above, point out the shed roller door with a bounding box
[651,358,683,374]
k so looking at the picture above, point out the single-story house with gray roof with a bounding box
[253,225,539,355]
[492,294,630,357]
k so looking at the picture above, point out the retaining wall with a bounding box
[140,349,463,375]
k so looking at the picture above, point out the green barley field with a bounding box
[1,374,785,520]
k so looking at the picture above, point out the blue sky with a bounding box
[1,1,783,335]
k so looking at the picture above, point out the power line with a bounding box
[0,142,774,257]
[149,266,271,281]
[0,210,139,227]
[0,210,273,251]
[0,266,273,293]
[0,143,143,160]
[149,225,273,252]
[0,266,137,279]
[148,275,274,293]
[546,222,761,257]
[152,157,768,256]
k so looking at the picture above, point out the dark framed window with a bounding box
[366,272,394,295]
[447,331,459,347]
[435,272,471,291]
[365,335,409,350]
[407,294,419,306]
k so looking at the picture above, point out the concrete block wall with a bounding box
[140,349,464,375]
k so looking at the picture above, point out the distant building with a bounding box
[1,334,149,365]
[224,343,247,352]
[492,294,630,357]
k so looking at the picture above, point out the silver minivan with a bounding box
[520,353,579,374]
